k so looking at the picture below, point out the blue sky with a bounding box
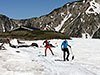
[0,0,77,19]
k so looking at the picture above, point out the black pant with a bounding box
[62,48,70,61]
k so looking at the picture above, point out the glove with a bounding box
[69,45,71,48]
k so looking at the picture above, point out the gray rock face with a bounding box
[0,14,18,32]
[0,0,100,38]
[95,0,100,4]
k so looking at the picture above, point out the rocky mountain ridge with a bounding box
[0,0,100,38]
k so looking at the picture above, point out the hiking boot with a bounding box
[66,58,69,61]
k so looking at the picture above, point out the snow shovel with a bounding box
[70,47,74,60]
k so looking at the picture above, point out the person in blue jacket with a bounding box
[61,39,71,61]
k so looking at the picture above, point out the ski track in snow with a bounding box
[0,38,100,75]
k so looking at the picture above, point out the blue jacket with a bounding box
[61,40,68,49]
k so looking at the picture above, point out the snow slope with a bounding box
[0,38,100,75]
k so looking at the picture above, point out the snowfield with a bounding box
[0,38,100,75]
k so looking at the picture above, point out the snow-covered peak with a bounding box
[86,0,100,15]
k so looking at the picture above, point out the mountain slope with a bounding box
[0,0,100,38]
